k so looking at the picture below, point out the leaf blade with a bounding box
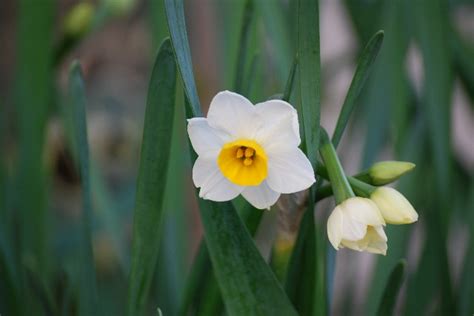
[331,30,384,147]
[126,38,177,316]
[68,61,99,316]
[376,260,406,316]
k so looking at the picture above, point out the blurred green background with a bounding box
[0,0,473,315]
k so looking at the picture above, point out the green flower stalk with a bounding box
[320,129,387,255]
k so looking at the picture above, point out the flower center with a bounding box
[217,139,268,186]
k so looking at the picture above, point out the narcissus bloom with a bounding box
[370,187,418,224]
[327,197,387,255]
[187,91,315,209]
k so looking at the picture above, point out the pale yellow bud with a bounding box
[370,187,418,224]
[369,161,415,185]
[63,2,95,37]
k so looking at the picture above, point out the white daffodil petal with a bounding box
[363,226,387,255]
[207,90,259,139]
[193,157,243,201]
[342,197,385,227]
[266,148,315,194]
[241,181,280,209]
[327,207,344,249]
[254,100,300,151]
[187,118,228,158]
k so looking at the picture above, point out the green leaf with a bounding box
[165,1,298,314]
[254,0,293,83]
[283,57,298,103]
[233,0,255,94]
[284,1,324,315]
[164,0,201,115]
[297,0,320,167]
[15,0,54,278]
[331,30,384,147]
[126,38,177,316]
[450,24,474,104]
[197,199,298,316]
[376,260,406,316]
[68,61,99,316]
[406,1,455,314]
[178,203,264,316]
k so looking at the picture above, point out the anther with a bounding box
[244,147,254,158]
[243,158,253,166]
[236,148,244,159]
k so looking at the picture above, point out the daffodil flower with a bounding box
[187,91,315,209]
[327,197,387,255]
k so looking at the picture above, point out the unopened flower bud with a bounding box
[370,187,418,224]
[368,161,415,185]
[327,197,387,255]
[63,2,95,37]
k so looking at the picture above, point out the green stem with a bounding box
[318,129,354,204]
[316,164,376,198]
[348,177,375,198]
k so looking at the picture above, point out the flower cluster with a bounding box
[187,91,418,255]
[327,185,418,255]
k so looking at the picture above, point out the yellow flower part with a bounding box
[217,139,268,186]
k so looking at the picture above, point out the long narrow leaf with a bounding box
[68,61,99,316]
[164,0,201,115]
[197,199,298,316]
[376,260,406,316]
[165,1,298,314]
[297,0,320,166]
[332,30,384,147]
[127,38,177,316]
[284,0,324,315]
[233,0,255,94]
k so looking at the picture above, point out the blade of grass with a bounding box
[376,260,406,316]
[284,1,323,315]
[68,61,99,316]
[331,30,384,147]
[126,38,177,316]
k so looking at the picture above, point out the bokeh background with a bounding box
[0,0,473,315]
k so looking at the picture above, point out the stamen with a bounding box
[243,158,253,166]
[245,147,254,158]
[236,148,244,159]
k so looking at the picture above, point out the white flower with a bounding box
[327,197,387,255]
[187,91,315,209]
[370,187,418,224]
